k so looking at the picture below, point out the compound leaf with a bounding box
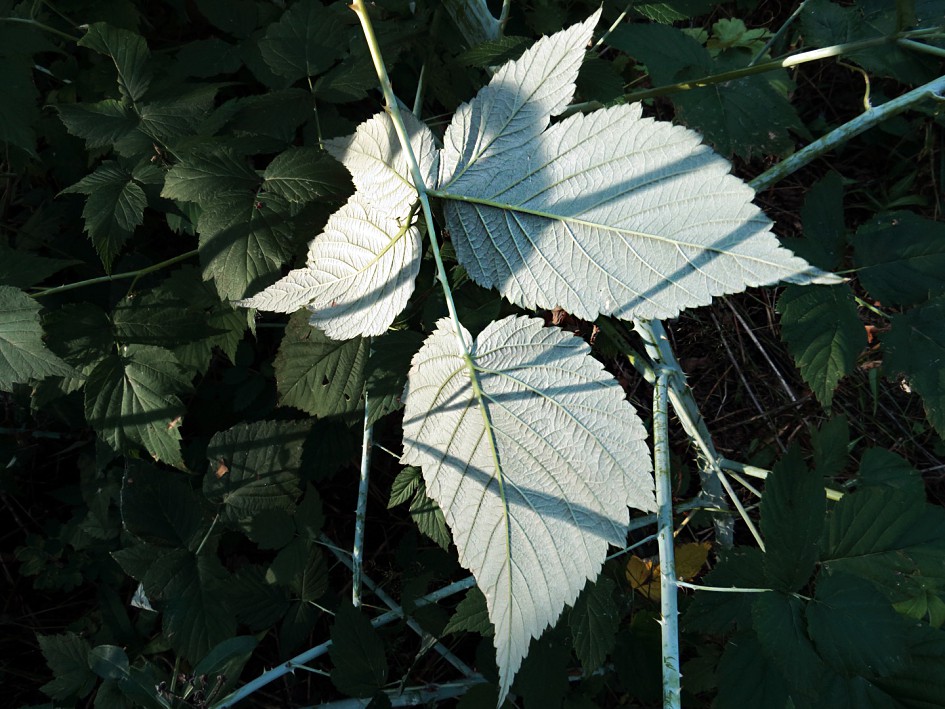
[0,285,75,390]
[439,13,835,323]
[402,315,655,703]
[273,310,367,417]
[121,462,207,550]
[240,111,437,338]
[57,99,138,150]
[778,284,864,409]
[62,160,147,270]
[84,345,189,467]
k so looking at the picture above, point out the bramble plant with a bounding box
[4,1,945,708]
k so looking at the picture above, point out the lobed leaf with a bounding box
[438,13,835,323]
[402,315,654,702]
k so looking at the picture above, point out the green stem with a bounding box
[194,514,220,556]
[653,371,682,709]
[752,72,945,192]
[31,249,199,298]
[748,0,811,66]
[0,16,78,42]
[719,458,844,501]
[898,37,945,59]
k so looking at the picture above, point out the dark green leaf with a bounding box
[811,415,850,479]
[409,485,451,550]
[569,575,618,674]
[243,508,296,550]
[274,310,367,417]
[194,0,259,38]
[262,147,350,203]
[136,85,221,145]
[806,572,908,676]
[715,632,791,709]
[268,537,328,601]
[112,285,209,348]
[176,38,242,78]
[606,23,706,85]
[162,146,260,205]
[872,623,945,704]
[38,632,96,701]
[0,285,75,390]
[683,547,766,634]
[79,23,152,103]
[230,565,291,631]
[111,542,167,583]
[147,552,237,663]
[198,191,296,301]
[88,645,130,681]
[121,462,207,549]
[258,0,348,82]
[884,298,945,438]
[57,100,138,150]
[295,484,325,540]
[219,89,314,143]
[192,636,257,690]
[856,212,945,307]
[62,161,147,270]
[513,627,570,707]
[0,57,39,154]
[330,603,388,698]
[204,420,309,520]
[457,35,532,67]
[0,244,79,289]
[784,171,846,271]
[444,588,494,637]
[760,446,826,592]
[280,600,319,656]
[366,330,423,426]
[576,57,625,104]
[632,0,721,23]
[778,284,864,409]
[388,465,421,509]
[85,346,189,466]
[856,447,924,496]
[751,593,826,701]
[44,303,114,374]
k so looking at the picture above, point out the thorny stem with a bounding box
[212,575,478,708]
[352,382,372,608]
[31,249,199,298]
[752,72,945,192]
[653,372,682,709]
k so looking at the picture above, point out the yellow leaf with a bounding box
[626,542,711,600]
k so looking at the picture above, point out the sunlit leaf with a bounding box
[439,12,835,323]
[402,315,654,702]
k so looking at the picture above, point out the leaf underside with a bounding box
[402,315,655,702]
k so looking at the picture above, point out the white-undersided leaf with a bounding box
[325,110,439,215]
[437,14,837,322]
[238,193,422,339]
[401,315,655,703]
